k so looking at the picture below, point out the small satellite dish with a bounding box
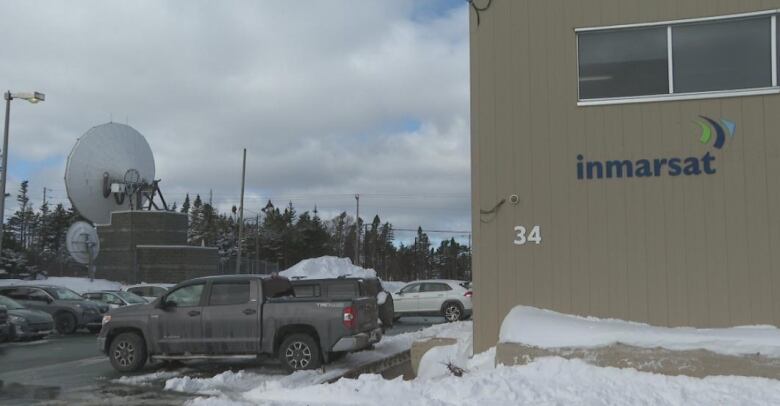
[66,221,100,265]
[64,123,156,225]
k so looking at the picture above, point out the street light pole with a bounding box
[0,93,13,258]
[0,91,45,261]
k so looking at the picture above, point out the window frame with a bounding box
[576,9,780,106]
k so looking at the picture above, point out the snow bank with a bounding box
[145,322,471,402]
[0,276,123,293]
[280,256,376,280]
[500,306,780,358]
[206,356,780,406]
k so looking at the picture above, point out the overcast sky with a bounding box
[0,0,470,245]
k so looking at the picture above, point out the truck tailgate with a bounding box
[352,297,379,332]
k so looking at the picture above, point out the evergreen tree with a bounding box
[180,194,191,214]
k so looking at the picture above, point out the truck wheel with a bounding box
[55,312,77,334]
[442,302,464,322]
[279,334,321,372]
[109,332,147,372]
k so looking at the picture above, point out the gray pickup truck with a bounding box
[98,275,381,372]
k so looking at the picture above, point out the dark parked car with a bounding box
[0,295,54,340]
[0,305,8,343]
[0,285,108,334]
[99,275,381,373]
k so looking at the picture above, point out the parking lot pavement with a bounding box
[0,319,441,405]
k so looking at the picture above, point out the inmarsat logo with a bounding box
[696,116,736,150]
[576,115,736,180]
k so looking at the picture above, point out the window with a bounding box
[0,288,28,301]
[327,282,358,298]
[165,284,204,307]
[103,294,124,305]
[293,284,321,298]
[422,283,451,292]
[400,284,421,294]
[149,287,167,297]
[577,11,779,105]
[578,27,669,99]
[208,282,250,306]
[29,289,53,302]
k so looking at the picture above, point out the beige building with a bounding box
[470,0,780,352]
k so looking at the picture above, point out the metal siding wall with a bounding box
[471,0,780,352]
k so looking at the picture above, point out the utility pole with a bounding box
[235,149,246,274]
[354,194,360,266]
[209,189,213,206]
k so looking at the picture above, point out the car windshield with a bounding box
[48,287,84,300]
[0,295,25,310]
[115,291,147,304]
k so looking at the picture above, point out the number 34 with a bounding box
[514,225,542,245]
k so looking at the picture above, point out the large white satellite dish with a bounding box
[64,123,156,225]
[66,221,100,265]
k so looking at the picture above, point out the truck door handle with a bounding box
[242,308,257,315]
[188,310,201,317]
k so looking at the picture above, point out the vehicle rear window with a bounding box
[327,282,358,298]
[209,282,250,306]
[293,284,321,298]
[422,283,451,292]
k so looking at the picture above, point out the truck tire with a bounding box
[109,332,147,372]
[55,312,77,334]
[442,301,464,323]
[279,334,321,372]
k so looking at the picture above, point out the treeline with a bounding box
[0,182,472,282]
[181,194,471,282]
[1,181,84,275]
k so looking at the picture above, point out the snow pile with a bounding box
[0,276,123,293]
[280,256,376,280]
[139,322,471,402]
[500,306,780,358]
[209,356,780,406]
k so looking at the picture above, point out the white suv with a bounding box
[391,280,473,322]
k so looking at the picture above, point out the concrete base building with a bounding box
[470,0,780,352]
[95,211,218,284]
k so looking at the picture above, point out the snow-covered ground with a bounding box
[500,306,780,358]
[147,306,780,406]
[115,322,471,403]
[0,276,123,293]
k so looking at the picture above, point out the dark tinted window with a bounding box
[422,283,451,292]
[1,288,28,300]
[293,284,321,298]
[149,287,167,297]
[29,289,52,302]
[128,287,147,297]
[209,282,250,306]
[327,282,358,298]
[165,284,204,307]
[578,26,668,99]
[673,17,771,93]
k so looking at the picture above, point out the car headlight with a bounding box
[102,315,111,325]
[9,315,26,324]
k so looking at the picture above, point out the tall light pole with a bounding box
[0,91,45,260]
[235,148,247,274]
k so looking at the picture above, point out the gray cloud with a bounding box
[0,0,470,244]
